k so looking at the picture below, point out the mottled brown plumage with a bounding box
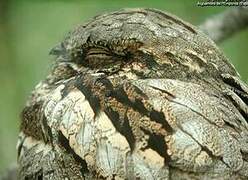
[18,8,248,179]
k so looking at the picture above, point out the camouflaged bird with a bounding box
[18,8,248,180]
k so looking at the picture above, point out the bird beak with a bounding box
[49,43,66,56]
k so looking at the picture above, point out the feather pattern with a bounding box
[18,8,248,179]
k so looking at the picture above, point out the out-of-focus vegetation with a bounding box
[0,0,247,173]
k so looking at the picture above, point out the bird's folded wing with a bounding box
[18,76,248,179]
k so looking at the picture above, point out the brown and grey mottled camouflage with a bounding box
[18,8,248,180]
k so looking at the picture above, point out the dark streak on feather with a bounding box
[75,76,101,116]
[141,128,169,164]
[58,131,89,177]
[112,85,173,133]
[149,85,176,98]
[225,92,248,122]
[233,88,248,106]
[104,106,136,151]
[178,125,231,168]
[96,77,136,150]
[150,110,173,133]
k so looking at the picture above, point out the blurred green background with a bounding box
[0,0,247,173]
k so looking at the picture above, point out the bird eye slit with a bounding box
[86,48,112,57]
[75,38,136,69]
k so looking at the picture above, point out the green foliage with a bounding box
[0,0,247,173]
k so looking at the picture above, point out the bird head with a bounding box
[50,8,237,81]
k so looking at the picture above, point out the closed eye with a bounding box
[86,48,112,57]
[83,47,124,69]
